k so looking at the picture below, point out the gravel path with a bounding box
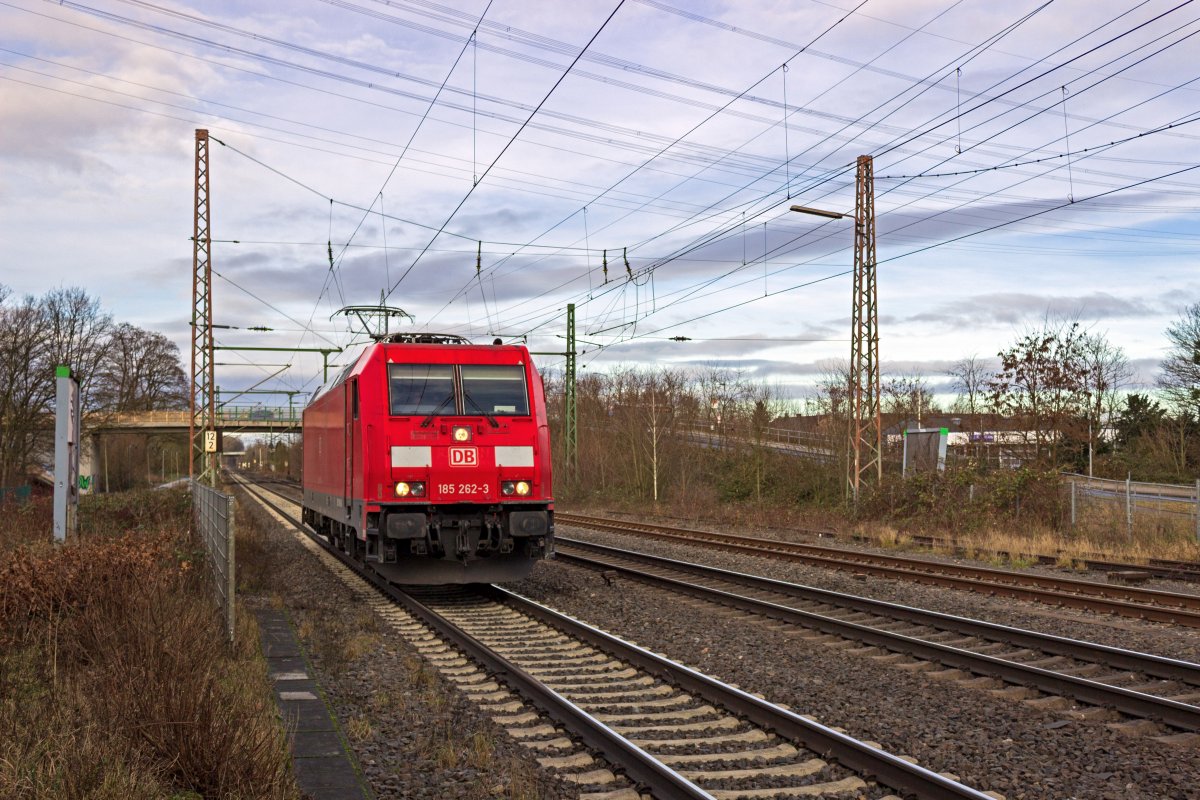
[509,521,1200,800]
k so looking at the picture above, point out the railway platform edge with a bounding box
[254,606,373,800]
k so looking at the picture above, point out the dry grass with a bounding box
[577,464,1200,567]
[344,715,374,742]
[870,524,911,550]
[0,488,296,800]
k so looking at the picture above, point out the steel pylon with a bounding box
[191,129,216,486]
[564,303,577,472]
[848,155,881,502]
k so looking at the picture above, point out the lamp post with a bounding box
[789,155,880,505]
[788,205,848,220]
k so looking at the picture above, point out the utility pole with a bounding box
[190,129,217,487]
[847,154,881,503]
[529,303,578,474]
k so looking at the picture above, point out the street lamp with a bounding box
[789,204,851,221]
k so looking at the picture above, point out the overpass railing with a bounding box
[217,405,302,425]
[192,480,235,643]
[90,407,302,430]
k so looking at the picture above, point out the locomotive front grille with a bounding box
[381,504,552,563]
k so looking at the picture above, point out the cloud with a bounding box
[903,292,1165,328]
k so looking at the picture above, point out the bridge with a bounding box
[88,406,301,434]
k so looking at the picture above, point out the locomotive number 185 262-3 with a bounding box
[438,483,487,495]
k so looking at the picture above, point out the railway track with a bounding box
[556,538,1200,737]
[233,476,1002,799]
[601,506,1200,584]
[854,533,1200,585]
[557,513,1200,628]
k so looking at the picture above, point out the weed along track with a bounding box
[556,538,1200,738]
[556,513,1200,627]
[235,475,1003,799]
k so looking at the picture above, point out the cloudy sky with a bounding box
[2,0,1198,405]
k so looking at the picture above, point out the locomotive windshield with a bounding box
[387,363,529,417]
[388,365,455,415]
[461,365,529,416]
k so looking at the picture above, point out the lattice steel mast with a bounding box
[565,302,577,472]
[848,155,881,502]
[191,129,216,486]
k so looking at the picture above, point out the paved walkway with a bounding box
[255,608,372,800]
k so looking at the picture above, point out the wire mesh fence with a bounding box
[1063,473,1200,545]
[192,480,235,643]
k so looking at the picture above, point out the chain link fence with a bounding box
[192,480,235,643]
[1064,473,1200,543]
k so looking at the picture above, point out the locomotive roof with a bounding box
[307,339,533,405]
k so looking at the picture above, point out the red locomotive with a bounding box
[301,333,554,583]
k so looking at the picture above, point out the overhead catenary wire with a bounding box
[11,0,1200,393]
[381,0,630,302]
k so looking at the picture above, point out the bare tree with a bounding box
[0,286,115,488]
[808,358,849,418]
[882,371,939,427]
[42,286,112,411]
[0,289,50,487]
[948,355,991,415]
[988,319,1090,463]
[1159,302,1200,420]
[93,323,188,412]
[1079,331,1132,473]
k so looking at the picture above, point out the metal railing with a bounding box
[192,480,235,642]
[216,405,302,423]
[1064,473,1200,541]
[91,407,302,429]
[681,422,837,462]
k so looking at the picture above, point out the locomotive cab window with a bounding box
[461,365,529,416]
[388,364,455,415]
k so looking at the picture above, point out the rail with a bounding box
[558,538,1200,731]
[192,480,235,642]
[557,513,1200,626]
[236,476,995,799]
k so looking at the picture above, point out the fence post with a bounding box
[1070,479,1076,529]
[1195,479,1199,544]
[1126,473,1133,541]
[969,484,974,503]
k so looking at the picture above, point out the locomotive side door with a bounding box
[344,379,358,509]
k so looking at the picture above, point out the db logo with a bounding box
[448,446,478,467]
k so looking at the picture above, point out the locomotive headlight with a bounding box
[501,480,532,497]
[452,426,472,442]
[396,481,427,498]
[395,481,411,497]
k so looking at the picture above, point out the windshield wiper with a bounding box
[419,393,456,428]
[462,389,500,428]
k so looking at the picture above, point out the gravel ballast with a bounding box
[510,521,1200,800]
[238,492,582,800]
